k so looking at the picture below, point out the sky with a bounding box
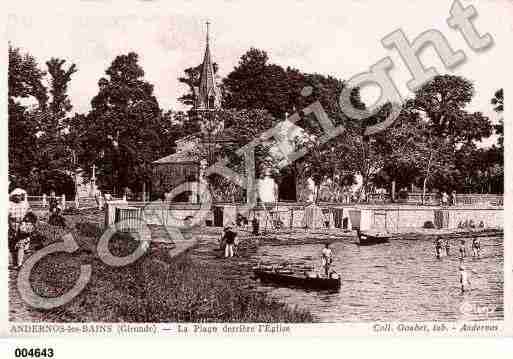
[6,0,512,147]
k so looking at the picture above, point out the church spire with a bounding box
[206,20,210,45]
[195,21,221,110]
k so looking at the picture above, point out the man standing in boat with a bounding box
[321,243,334,277]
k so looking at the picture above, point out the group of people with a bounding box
[434,236,482,293]
[8,188,69,269]
[440,190,457,206]
[434,236,481,260]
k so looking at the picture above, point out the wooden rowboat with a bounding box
[356,229,391,245]
[253,269,341,291]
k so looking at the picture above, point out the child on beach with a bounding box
[459,240,467,260]
[222,225,237,258]
[459,265,471,293]
[472,237,481,258]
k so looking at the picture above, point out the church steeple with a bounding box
[195,21,221,110]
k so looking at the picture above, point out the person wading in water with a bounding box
[472,237,481,258]
[435,237,443,259]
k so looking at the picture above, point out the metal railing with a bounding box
[27,195,67,209]
[456,194,503,207]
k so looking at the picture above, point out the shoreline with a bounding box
[197,226,503,247]
[9,216,313,323]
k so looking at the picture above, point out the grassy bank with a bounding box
[15,216,312,322]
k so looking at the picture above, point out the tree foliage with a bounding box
[491,88,504,149]
[384,76,501,196]
[410,75,492,144]
[8,46,47,191]
[8,46,81,195]
[79,52,173,194]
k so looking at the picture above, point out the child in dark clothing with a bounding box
[223,226,237,258]
[48,205,67,228]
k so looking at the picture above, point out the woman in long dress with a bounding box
[8,188,31,268]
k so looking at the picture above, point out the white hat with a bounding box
[10,188,27,196]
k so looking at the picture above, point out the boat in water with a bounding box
[356,229,391,245]
[253,268,341,291]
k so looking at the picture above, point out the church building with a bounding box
[152,24,323,204]
[152,24,240,203]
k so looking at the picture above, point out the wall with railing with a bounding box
[367,192,503,207]
[455,194,503,207]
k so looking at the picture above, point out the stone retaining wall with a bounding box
[104,202,503,232]
[447,208,503,229]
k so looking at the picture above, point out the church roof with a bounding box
[189,130,237,143]
[153,152,198,164]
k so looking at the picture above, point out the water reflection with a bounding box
[255,236,503,322]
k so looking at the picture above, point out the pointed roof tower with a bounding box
[195,21,222,110]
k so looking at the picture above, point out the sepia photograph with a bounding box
[4,0,509,333]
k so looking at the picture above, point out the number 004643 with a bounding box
[14,348,54,358]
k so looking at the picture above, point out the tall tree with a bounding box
[37,58,78,174]
[410,75,492,145]
[84,52,168,194]
[8,45,48,107]
[386,105,456,202]
[223,48,292,119]
[46,58,77,120]
[222,47,368,199]
[222,47,364,127]
[337,103,397,200]
[8,45,48,191]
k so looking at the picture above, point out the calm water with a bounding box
[255,236,503,322]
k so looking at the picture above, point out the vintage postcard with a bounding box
[1,0,511,343]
